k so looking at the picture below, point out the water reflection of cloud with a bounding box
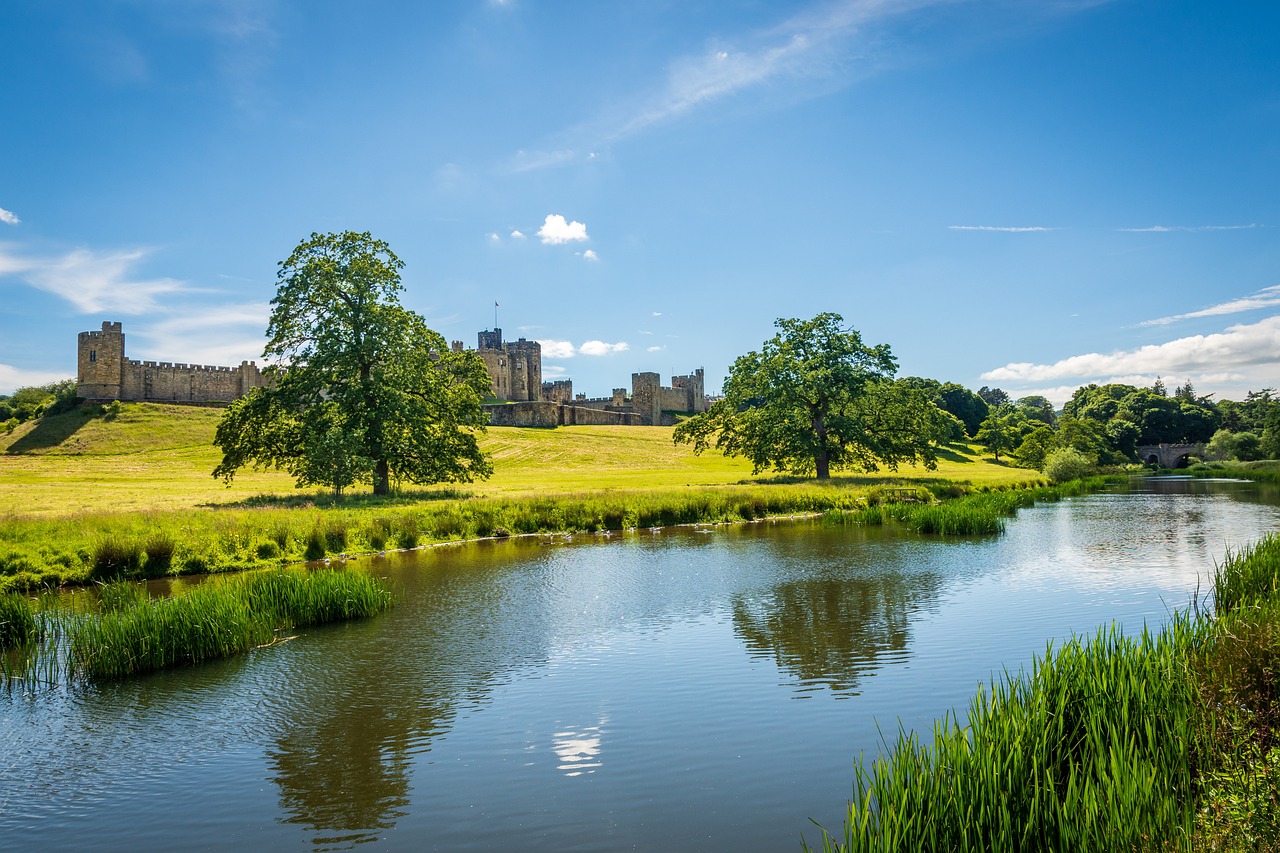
[552,720,606,776]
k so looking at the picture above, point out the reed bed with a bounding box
[64,567,392,681]
[0,592,36,648]
[810,532,1280,853]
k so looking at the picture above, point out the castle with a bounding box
[75,321,709,426]
[76,322,266,404]
[456,327,708,426]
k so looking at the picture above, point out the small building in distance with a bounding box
[76,321,266,404]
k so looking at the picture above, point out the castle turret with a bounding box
[77,321,125,400]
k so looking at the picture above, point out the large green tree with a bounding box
[214,231,493,495]
[673,313,942,480]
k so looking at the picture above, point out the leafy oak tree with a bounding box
[214,231,493,496]
[673,313,942,480]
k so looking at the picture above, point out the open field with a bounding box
[0,402,1038,519]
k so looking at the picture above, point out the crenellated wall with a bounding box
[77,321,265,404]
[476,328,542,402]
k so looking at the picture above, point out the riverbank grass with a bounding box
[809,533,1280,852]
[44,567,393,681]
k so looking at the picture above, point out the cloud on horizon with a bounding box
[980,314,1280,404]
[0,363,72,395]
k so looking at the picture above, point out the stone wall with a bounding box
[541,379,573,403]
[483,401,646,427]
[77,321,265,404]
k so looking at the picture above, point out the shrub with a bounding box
[91,537,143,581]
[1043,447,1096,483]
[143,535,176,577]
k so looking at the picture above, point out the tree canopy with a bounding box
[214,231,494,495]
[673,313,943,480]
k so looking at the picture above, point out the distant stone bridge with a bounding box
[1137,443,1204,469]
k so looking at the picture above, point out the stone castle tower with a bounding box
[474,328,542,402]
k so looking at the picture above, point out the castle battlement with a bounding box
[76,321,266,404]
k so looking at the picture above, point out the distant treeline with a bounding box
[0,379,78,432]
[904,378,1280,474]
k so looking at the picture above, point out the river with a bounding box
[3,478,1278,851]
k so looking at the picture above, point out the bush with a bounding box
[1043,447,1096,483]
[91,537,143,581]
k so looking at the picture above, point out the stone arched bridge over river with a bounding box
[1138,443,1205,469]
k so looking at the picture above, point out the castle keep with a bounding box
[77,321,265,404]
[451,327,708,426]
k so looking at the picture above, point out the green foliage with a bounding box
[0,592,36,648]
[936,383,989,438]
[673,313,941,480]
[974,404,1029,462]
[1043,447,1096,483]
[0,379,79,426]
[214,231,494,496]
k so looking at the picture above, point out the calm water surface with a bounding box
[4,478,1279,851]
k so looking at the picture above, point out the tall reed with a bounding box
[66,567,392,680]
[0,592,36,648]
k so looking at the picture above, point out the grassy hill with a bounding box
[0,402,1037,520]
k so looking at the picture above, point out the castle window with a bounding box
[89,350,97,363]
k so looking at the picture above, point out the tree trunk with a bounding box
[813,411,830,480]
[373,459,390,495]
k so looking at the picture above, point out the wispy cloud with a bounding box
[0,244,188,314]
[1118,224,1260,233]
[538,214,589,244]
[982,315,1280,386]
[132,304,271,365]
[1140,285,1280,327]
[506,0,949,172]
[0,364,72,395]
[948,225,1053,232]
[0,207,19,226]
[580,249,599,261]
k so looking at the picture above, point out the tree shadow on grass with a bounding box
[205,486,477,511]
[4,405,103,455]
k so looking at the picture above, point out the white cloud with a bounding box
[948,225,1053,233]
[487,232,501,241]
[0,364,71,395]
[582,249,599,261]
[539,339,577,358]
[1140,285,1280,326]
[0,207,19,225]
[651,311,663,317]
[510,229,526,239]
[1118,224,1259,233]
[131,304,271,366]
[0,244,187,314]
[538,214,590,244]
[647,345,664,353]
[981,315,1280,402]
[579,340,629,356]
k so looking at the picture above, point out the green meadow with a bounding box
[0,402,1041,591]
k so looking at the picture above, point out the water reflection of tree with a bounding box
[732,571,942,695]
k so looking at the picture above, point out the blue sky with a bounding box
[2,0,1278,404]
